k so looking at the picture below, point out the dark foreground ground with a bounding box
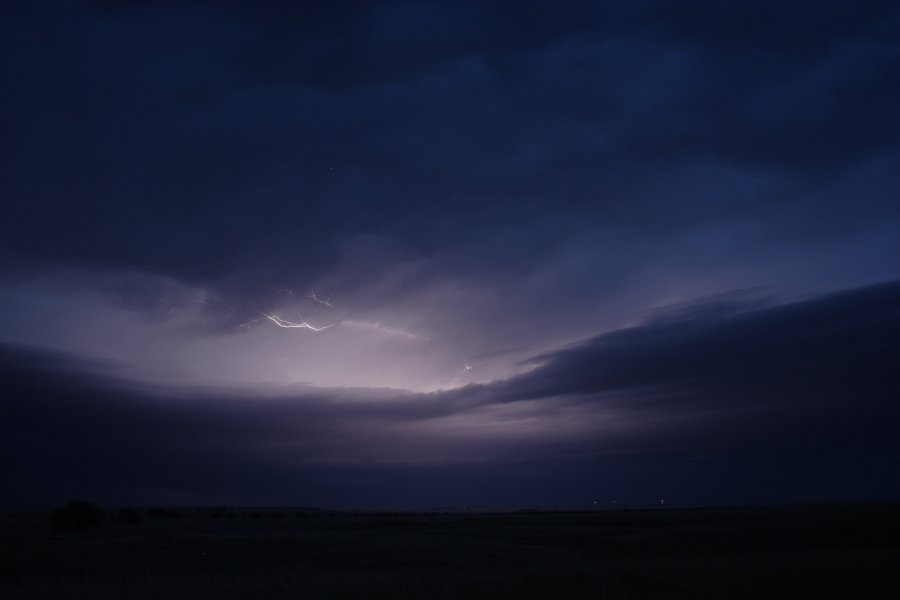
[2,504,899,599]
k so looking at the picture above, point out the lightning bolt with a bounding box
[262,313,333,332]
[157,285,333,333]
[306,291,333,307]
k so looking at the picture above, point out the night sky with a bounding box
[2,1,899,509]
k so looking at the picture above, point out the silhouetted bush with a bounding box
[118,507,141,524]
[145,507,180,519]
[50,500,104,533]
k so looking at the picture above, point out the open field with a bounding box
[2,504,899,599]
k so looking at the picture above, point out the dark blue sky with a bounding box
[1,1,899,508]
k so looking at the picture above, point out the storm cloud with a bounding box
[1,1,899,507]
[3,280,898,507]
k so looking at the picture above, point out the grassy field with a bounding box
[2,504,899,599]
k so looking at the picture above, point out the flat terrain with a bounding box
[2,504,899,599]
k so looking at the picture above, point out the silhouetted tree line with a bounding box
[118,507,141,523]
[50,500,104,532]
[144,507,181,519]
[50,501,148,532]
[49,501,322,530]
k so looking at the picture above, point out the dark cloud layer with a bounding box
[3,1,899,294]
[509,280,900,404]
[2,280,898,507]
[439,279,900,448]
